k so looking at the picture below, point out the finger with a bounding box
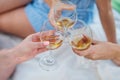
[37,48,48,53]
[41,30,55,37]
[73,49,92,56]
[48,30,55,35]
[32,32,41,42]
[49,9,59,28]
[32,48,48,57]
[85,54,97,60]
[32,41,49,49]
[49,17,57,28]
[25,32,41,41]
[56,11,61,19]
[61,3,76,10]
[72,48,90,56]
[84,55,92,60]
[44,30,55,36]
[72,48,83,56]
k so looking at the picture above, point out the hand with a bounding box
[73,40,120,60]
[48,0,75,28]
[11,32,49,64]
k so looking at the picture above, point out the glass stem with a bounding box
[63,26,70,43]
[44,50,56,66]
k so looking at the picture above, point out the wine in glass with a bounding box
[69,20,96,67]
[54,0,77,38]
[39,20,63,71]
[71,34,92,51]
[69,20,92,51]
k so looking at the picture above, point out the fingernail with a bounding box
[43,41,49,46]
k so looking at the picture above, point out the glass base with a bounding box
[39,54,58,71]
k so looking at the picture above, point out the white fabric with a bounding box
[0,33,22,49]
[11,45,101,80]
[8,21,120,80]
[1,7,120,80]
[9,21,120,80]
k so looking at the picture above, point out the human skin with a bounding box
[0,0,34,38]
[0,32,49,80]
[0,0,32,14]
[48,0,116,43]
[0,0,116,42]
[73,40,120,66]
[96,0,116,43]
[0,0,75,38]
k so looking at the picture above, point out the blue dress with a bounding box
[25,0,95,32]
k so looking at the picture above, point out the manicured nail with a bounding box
[43,41,49,46]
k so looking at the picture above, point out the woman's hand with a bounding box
[46,0,75,27]
[73,40,120,63]
[11,32,49,64]
[0,32,49,80]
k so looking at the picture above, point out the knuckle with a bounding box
[73,49,82,56]
[90,49,95,54]
[36,43,42,47]
[91,55,97,60]
[85,54,97,60]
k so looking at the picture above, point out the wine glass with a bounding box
[54,0,77,40]
[69,20,92,51]
[69,20,97,67]
[39,20,64,71]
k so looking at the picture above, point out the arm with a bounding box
[0,33,49,80]
[96,0,116,43]
[0,49,17,80]
[0,0,32,14]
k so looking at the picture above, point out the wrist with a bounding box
[112,58,120,66]
[7,49,18,65]
[0,49,17,67]
[9,47,22,64]
[0,49,17,80]
[111,44,120,66]
[107,33,117,43]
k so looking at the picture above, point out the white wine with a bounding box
[42,35,63,50]
[56,18,74,29]
[71,35,91,50]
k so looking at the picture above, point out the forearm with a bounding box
[99,10,116,43]
[0,49,17,80]
[96,0,116,43]
[0,0,32,14]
